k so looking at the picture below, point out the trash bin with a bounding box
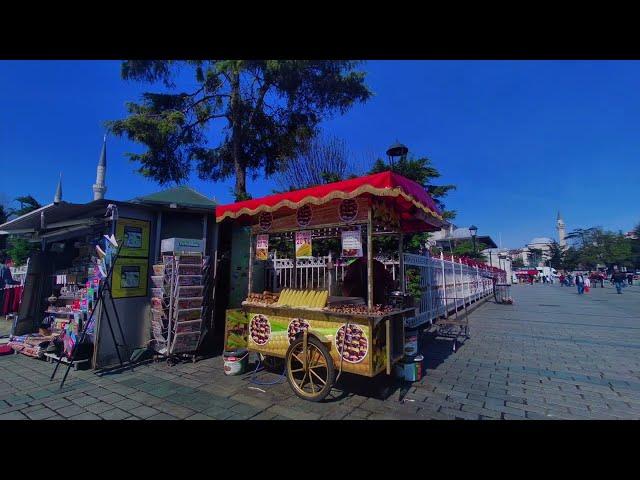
[494,283,512,304]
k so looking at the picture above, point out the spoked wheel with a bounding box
[286,335,335,402]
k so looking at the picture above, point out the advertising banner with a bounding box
[295,231,312,258]
[116,218,150,258]
[111,257,149,298]
[341,226,363,257]
[256,234,269,261]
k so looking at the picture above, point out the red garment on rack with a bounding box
[12,286,23,313]
[2,288,11,315]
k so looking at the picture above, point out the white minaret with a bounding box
[556,211,566,248]
[92,134,107,200]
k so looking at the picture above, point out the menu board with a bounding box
[341,227,363,257]
[256,234,269,261]
[295,231,313,258]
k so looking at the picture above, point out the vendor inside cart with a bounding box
[341,257,394,306]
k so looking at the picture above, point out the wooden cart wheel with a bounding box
[286,336,335,402]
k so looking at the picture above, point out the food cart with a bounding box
[216,171,446,401]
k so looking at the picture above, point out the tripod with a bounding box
[50,238,131,388]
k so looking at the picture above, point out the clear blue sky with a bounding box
[1,60,638,248]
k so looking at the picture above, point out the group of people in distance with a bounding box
[559,268,634,295]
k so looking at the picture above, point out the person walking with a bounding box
[584,275,591,293]
[612,268,626,294]
[575,272,585,294]
[559,273,565,286]
[627,273,633,286]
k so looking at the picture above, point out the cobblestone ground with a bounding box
[1,282,639,420]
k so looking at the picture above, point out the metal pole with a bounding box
[248,231,254,296]
[440,251,447,318]
[399,233,405,294]
[367,208,374,309]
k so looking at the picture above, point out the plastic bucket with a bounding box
[404,327,420,357]
[223,349,249,376]
[394,355,424,382]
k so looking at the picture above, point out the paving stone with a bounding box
[112,399,143,411]
[128,405,160,419]
[68,412,102,420]
[99,408,131,420]
[0,410,29,420]
[147,412,179,420]
[56,404,87,418]
[24,407,58,420]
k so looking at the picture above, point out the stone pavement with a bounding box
[1,282,639,420]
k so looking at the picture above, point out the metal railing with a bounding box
[263,251,504,328]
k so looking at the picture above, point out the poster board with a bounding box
[256,234,269,261]
[295,231,312,258]
[116,218,150,258]
[111,257,149,298]
[341,226,363,257]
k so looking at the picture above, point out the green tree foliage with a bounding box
[562,226,634,270]
[9,195,41,217]
[527,247,544,267]
[0,203,7,252]
[452,240,487,260]
[5,237,34,266]
[369,155,456,220]
[512,257,524,268]
[369,155,456,257]
[108,60,371,201]
[546,240,565,269]
[2,195,42,266]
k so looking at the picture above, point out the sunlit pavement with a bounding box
[1,282,639,420]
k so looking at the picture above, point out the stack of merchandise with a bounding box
[150,252,206,356]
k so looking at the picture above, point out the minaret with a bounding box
[54,173,63,204]
[93,134,107,200]
[556,211,566,248]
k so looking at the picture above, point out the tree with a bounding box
[528,247,544,267]
[565,227,597,248]
[4,195,42,266]
[369,154,456,257]
[108,60,371,200]
[0,203,7,252]
[512,257,524,268]
[369,155,456,221]
[452,240,487,260]
[546,240,564,269]
[9,195,41,217]
[273,135,355,191]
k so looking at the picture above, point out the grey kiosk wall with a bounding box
[93,207,217,368]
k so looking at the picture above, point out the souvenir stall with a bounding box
[216,171,446,401]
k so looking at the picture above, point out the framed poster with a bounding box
[112,257,149,298]
[115,218,150,258]
[341,226,363,257]
[256,234,269,261]
[295,231,312,258]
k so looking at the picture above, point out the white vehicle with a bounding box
[536,266,557,279]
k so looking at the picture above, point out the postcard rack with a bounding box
[150,251,206,363]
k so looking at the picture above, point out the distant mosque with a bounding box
[53,135,107,203]
[509,212,567,267]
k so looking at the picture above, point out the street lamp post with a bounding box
[386,141,408,168]
[469,225,478,255]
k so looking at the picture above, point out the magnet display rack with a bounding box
[151,250,207,364]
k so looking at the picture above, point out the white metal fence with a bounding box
[264,251,503,328]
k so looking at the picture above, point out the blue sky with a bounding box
[0,60,638,248]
